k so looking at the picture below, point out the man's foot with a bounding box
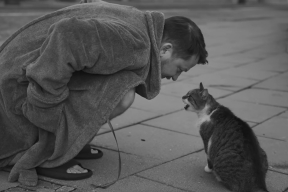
[74,145,103,160]
[36,159,92,180]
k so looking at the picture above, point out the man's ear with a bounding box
[160,43,173,59]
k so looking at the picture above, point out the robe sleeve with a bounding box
[25,17,146,108]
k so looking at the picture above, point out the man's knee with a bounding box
[110,88,135,119]
[121,88,135,109]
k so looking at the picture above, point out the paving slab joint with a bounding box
[134,149,205,178]
[135,175,194,192]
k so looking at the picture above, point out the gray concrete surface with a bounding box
[0,1,288,192]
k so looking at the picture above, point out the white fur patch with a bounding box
[207,135,213,157]
[182,98,197,112]
[196,105,216,128]
[205,135,213,173]
[204,164,212,173]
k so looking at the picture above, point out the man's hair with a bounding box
[162,16,208,64]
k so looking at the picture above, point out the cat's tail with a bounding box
[252,148,269,192]
[251,149,268,192]
[246,130,268,191]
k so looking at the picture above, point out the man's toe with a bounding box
[67,165,88,174]
[91,148,99,154]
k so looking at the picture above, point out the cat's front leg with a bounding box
[204,159,213,173]
[204,135,213,173]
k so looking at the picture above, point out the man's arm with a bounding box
[23,17,141,132]
[25,17,140,108]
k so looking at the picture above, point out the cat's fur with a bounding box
[182,82,269,192]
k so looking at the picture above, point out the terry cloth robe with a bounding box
[0,1,164,186]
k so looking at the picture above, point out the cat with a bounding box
[182,82,269,192]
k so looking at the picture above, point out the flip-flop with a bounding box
[36,159,92,180]
[74,145,103,160]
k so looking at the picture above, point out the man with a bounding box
[0,0,207,186]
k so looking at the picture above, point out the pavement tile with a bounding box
[180,65,218,77]
[160,81,232,99]
[95,176,185,192]
[0,171,19,191]
[200,56,243,69]
[137,151,224,192]
[3,188,32,192]
[253,115,288,141]
[36,189,55,192]
[222,41,262,53]
[98,108,159,134]
[217,98,286,123]
[206,45,240,58]
[241,53,288,72]
[279,111,288,118]
[203,37,224,48]
[182,73,257,91]
[19,180,61,191]
[91,124,203,160]
[243,43,287,59]
[55,186,75,192]
[214,53,263,64]
[253,71,288,92]
[224,88,288,108]
[142,110,200,137]
[142,110,259,137]
[217,67,278,81]
[40,148,162,191]
[259,137,288,174]
[137,150,288,192]
[131,94,184,115]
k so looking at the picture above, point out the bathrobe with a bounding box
[0,0,164,185]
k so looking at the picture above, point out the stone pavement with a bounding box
[0,3,288,192]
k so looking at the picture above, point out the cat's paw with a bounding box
[204,165,212,173]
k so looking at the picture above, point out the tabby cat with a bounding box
[182,82,269,192]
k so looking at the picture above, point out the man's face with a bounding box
[161,52,199,81]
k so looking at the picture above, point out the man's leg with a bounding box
[109,88,136,120]
[69,88,136,173]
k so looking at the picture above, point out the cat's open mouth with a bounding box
[183,99,191,110]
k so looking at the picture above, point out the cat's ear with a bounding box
[200,82,208,99]
[199,82,204,91]
[201,89,209,99]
